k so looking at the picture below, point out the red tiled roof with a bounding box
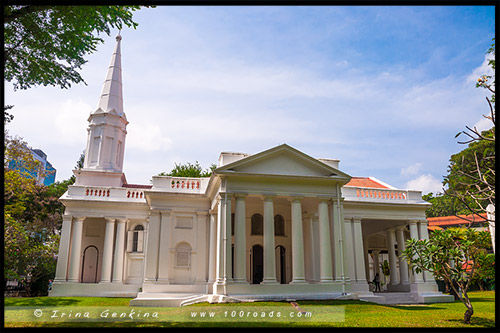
[428,225,444,231]
[344,177,389,189]
[123,184,153,189]
[428,214,488,226]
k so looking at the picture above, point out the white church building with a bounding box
[50,35,454,306]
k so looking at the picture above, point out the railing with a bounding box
[355,188,406,200]
[342,186,424,203]
[79,186,146,202]
[170,178,201,190]
[151,176,208,194]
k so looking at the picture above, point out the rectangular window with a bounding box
[103,137,113,166]
[90,137,100,164]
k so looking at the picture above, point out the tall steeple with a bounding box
[80,34,129,184]
[95,33,125,118]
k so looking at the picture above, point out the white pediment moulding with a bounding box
[215,144,351,181]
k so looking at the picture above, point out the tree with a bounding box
[402,228,492,324]
[380,260,390,287]
[157,161,217,178]
[4,5,151,90]
[444,38,495,225]
[471,252,495,291]
[4,130,78,295]
[422,192,469,218]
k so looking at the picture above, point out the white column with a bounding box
[100,217,116,283]
[291,198,306,284]
[112,218,127,283]
[233,194,247,283]
[144,210,161,283]
[386,228,399,286]
[157,210,171,284]
[396,226,410,285]
[208,212,217,285]
[409,221,424,283]
[363,236,370,283]
[225,193,233,283]
[332,200,343,281]
[318,199,334,283]
[353,218,367,283]
[303,214,315,283]
[262,196,278,284]
[214,196,226,291]
[486,204,495,254]
[54,215,73,282]
[418,220,435,283]
[67,216,84,282]
[344,218,355,282]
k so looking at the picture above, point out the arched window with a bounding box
[251,214,263,235]
[175,242,192,268]
[274,215,285,236]
[127,224,144,253]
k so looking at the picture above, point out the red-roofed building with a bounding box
[428,214,490,233]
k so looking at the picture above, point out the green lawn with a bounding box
[4,291,495,328]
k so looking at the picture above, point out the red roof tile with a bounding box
[344,177,389,189]
[427,214,488,226]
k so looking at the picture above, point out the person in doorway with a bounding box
[373,273,381,292]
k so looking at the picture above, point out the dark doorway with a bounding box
[81,245,99,283]
[276,245,286,284]
[252,244,263,284]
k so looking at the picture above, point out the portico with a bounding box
[209,144,353,299]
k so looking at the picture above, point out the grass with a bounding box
[3,291,496,328]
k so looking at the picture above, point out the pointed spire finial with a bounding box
[94,31,124,117]
[116,30,122,41]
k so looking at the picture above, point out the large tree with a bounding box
[4,5,149,90]
[422,192,469,218]
[442,38,495,224]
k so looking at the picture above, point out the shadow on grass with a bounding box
[383,304,445,311]
[298,299,447,311]
[467,297,496,303]
[5,297,81,307]
[447,316,495,328]
[296,300,368,306]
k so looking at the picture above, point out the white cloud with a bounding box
[53,99,92,146]
[405,174,443,194]
[126,122,173,152]
[473,115,494,133]
[401,162,422,176]
[466,53,495,85]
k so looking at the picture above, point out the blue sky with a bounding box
[5,6,495,194]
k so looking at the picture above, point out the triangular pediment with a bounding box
[215,144,351,181]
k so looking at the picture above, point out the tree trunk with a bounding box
[464,307,474,324]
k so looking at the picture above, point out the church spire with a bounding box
[81,33,128,177]
[95,34,125,117]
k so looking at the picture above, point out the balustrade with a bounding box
[342,186,417,202]
[84,187,145,201]
[170,178,201,190]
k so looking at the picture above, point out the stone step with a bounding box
[130,293,208,307]
[370,292,417,304]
